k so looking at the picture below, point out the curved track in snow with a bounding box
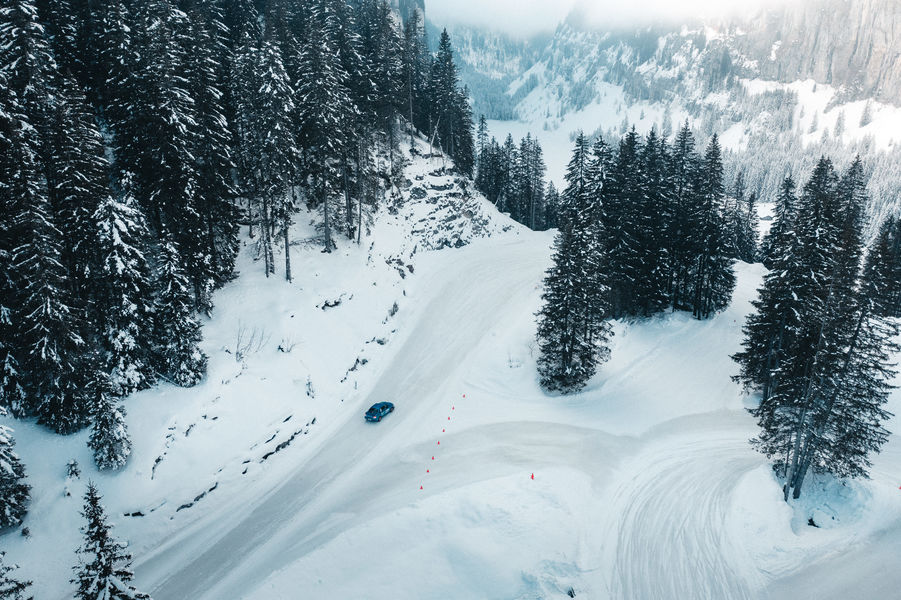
[603,416,762,599]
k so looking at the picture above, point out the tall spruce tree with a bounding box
[0,408,30,529]
[536,134,612,393]
[760,176,797,269]
[72,483,149,600]
[690,135,734,319]
[666,122,701,310]
[0,75,28,416]
[863,214,901,317]
[93,177,155,395]
[250,35,298,276]
[153,240,207,387]
[87,369,132,471]
[183,0,240,290]
[298,0,357,253]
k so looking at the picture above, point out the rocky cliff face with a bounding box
[731,0,901,103]
[444,0,901,116]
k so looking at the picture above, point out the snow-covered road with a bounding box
[139,237,554,599]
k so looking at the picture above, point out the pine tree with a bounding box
[183,0,240,290]
[0,75,27,416]
[863,214,901,317]
[665,122,701,311]
[0,551,32,600]
[0,408,30,530]
[226,0,261,236]
[298,0,357,253]
[153,240,207,387]
[401,7,429,140]
[0,0,57,127]
[45,74,109,297]
[543,181,560,230]
[72,483,149,600]
[604,128,643,316]
[87,371,132,471]
[251,36,298,278]
[6,78,88,431]
[93,0,132,117]
[632,129,670,315]
[93,177,155,395]
[690,135,735,319]
[760,176,797,268]
[731,156,895,500]
[536,134,612,393]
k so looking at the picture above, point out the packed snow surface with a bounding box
[3,140,901,599]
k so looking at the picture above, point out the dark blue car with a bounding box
[365,402,395,422]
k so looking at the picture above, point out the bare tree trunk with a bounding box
[342,155,354,239]
[321,174,332,254]
[356,140,364,245]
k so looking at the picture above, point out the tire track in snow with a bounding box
[604,415,761,600]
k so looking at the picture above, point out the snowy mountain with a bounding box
[444,0,901,225]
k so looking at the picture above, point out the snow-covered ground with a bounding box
[3,138,901,599]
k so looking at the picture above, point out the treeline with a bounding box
[536,123,739,392]
[0,0,475,522]
[735,157,901,500]
[474,116,558,231]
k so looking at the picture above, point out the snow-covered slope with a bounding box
[4,137,901,600]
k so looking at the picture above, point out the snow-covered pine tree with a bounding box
[183,0,240,290]
[863,214,901,317]
[604,128,643,317]
[666,122,701,311]
[298,0,356,253]
[780,157,895,498]
[35,0,80,78]
[45,74,109,297]
[0,551,32,600]
[72,483,149,600]
[0,0,57,128]
[544,181,560,231]
[87,370,132,471]
[94,0,132,120]
[759,176,797,268]
[401,7,429,140]
[6,78,89,431]
[153,240,207,387]
[93,175,155,395]
[740,191,760,263]
[0,408,30,529]
[536,133,612,393]
[428,29,474,176]
[250,35,298,278]
[358,0,404,140]
[633,128,671,316]
[226,0,261,240]
[0,75,28,416]
[690,135,735,319]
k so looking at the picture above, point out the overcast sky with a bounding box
[425,0,797,37]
